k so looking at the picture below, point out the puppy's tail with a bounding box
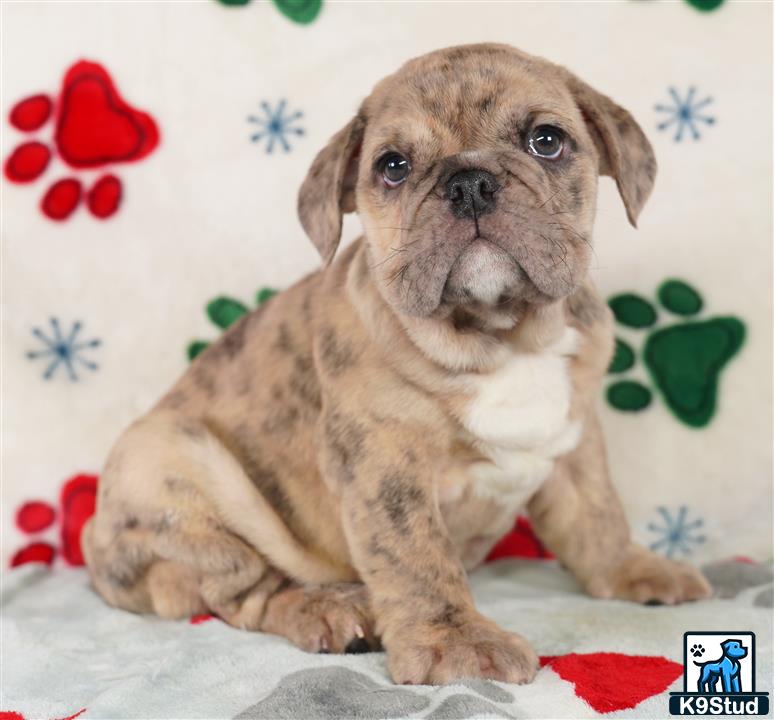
[189,426,357,585]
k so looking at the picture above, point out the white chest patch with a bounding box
[462,327,582,511]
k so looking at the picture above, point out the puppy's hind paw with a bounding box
[261,583,379,654]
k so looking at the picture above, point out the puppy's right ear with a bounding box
[298,115,365,265]
[561,71,657,228]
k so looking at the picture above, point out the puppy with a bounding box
[83,43,711,685]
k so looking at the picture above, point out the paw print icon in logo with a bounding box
[4,60,160,221]
[691,644,705,658]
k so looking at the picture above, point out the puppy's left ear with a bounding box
[563,72,657,227]
[298,114,365,264]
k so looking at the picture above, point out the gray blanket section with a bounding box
[235,668,518,719]
[3,560,772,720]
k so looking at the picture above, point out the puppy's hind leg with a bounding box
[86,411,351,630]
[197,554,286,630]
[114,509,287,629]
[146,560,207,619]
[82,515,158,614]
[261,583,379,654]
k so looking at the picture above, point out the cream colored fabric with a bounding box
[2,1,771,566]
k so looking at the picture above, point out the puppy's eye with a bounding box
[380,153,411,187]
[527,125,564,160]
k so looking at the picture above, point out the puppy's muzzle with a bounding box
[445,169,500,219]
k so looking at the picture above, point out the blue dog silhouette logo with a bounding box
[670,632,769,715]
[694,639,747,693]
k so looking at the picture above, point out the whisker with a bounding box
[541,232,573,286]
[537,190,560,209]
[386,263,409,286]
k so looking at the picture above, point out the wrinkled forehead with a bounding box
[362,46,580,155]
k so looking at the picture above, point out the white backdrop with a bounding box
[2,0,771,568]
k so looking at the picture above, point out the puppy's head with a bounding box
[298,44,656,324]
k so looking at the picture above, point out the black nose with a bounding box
[445,169,499,218]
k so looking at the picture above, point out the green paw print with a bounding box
[606,279,745,428]
[215,0,323,25]
[684,0,724,11]
[187,287,278,361]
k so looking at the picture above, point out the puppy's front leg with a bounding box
[528,412,711,605]
[331,418,538,685]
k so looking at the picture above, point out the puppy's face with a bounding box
[299,44,656,325]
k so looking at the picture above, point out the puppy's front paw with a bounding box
[588,545,712,605]
[386,611,538,685]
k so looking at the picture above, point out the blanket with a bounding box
[3,559,772,719]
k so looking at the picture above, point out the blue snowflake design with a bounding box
[26,318,101,381]
[248,100,305,153]
[655,87,715,142]
[648,505,706,558]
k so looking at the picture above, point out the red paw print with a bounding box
[486,515,555,562]
[4,61,160,221]
[0,710,86,720]
[11,474,98,568]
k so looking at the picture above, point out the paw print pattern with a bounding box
[10,474,98,568]
[684,0,724,11]
[187,287,278,361]
[486,516,555,562]
[4,61,159,221]
[0,709,86,720]
[691,644,705,657]
[216,0,323,25]
[12,497,57,567]
[13,497,59,566]
[236,657,683,718]
[701,558,774,603]
[606,279,745,427]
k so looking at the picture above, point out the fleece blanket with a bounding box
[3,559,772,720]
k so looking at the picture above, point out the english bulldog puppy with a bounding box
[83,43,711,685]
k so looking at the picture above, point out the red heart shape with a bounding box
[541,653,682,713]
[55,61,159,168]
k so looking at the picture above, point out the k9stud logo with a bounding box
[670,632,769,715]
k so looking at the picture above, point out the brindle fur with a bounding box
[83,44,710,685]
